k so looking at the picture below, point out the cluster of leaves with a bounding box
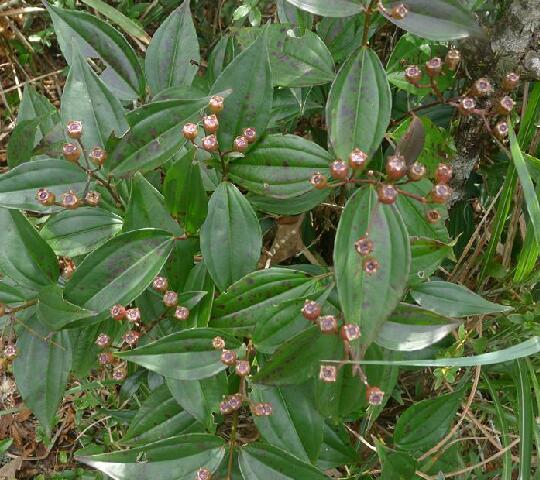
[2,0,540,479]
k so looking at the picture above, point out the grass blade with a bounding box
[513,359,533,480]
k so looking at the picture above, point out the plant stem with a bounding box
[227,410,239,479]
[361,0,379,47]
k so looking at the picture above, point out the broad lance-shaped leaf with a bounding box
[16,85,59,145]
[229,134,331,198]
[334,187,410,344]
[384,0,483,41]
[41,207,123,257]
[124,173,182,235]
[167,372,227,432]
[394,389,464,452]
[250,383,323,463]
[327,47,391,159]
[145,0,200,94]
[376,303,462,352]
[0,208,59,289]
[64,229,174,312]
[163,148,208,234]
[200,182,262,291]
[107,97,209,177]
[0,280,35,304]
[239,443,328,480]
[247,188,329,216]
[117,328,242,380]
[409,236,453,287]
[410,280,512,317]
[0,158,87,213]
[78,434,226,480]
[210,267,320,335]
[377,443,417,480]
[121,384,202,445]
[61,48,128,151]
[285,0,363,17]
[13,315,71,436]
[38,284,96,330]
[210,30,272,150]
[46,3,145,100]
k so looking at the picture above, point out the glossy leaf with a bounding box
[236,25,334,87]
[247,188,329,215]
[410,280,512,317]
[64,229,174,312]
[210,31,272,150]
[164,149,208,233]
[239,442,328,479]
[317,422,356,470]
[376,303,461,351]
[334,187,410,344]
[0,280,35,304]
[41,207,123,257]
[124,173,182,235]
[229,134,331,198]
[285,0,363,17]
[384,0,483,41]
[78,434,226,480]
[409,237,453,287]
[46,3,145,100]
[210,268,318,335]
[7,118,48,167]
[0,158,87,213]
[182,262,214,328]
[250,383,323,463]
[16,85,59,147]
[13,315,72,435]
[37,284,96,330]
[60,48,129,151]
[167,372,227,431]
[121,384,202,445]
[253,326,343,385]
[394,389,464,452]
[0,208,59,289]
[107,98,208,177]
[117,328,241,380]
[145,1,200,94]
[327,47,391,159]
[200,182,262,291]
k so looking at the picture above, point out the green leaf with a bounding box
[64,229,174,312]
[394,389,464,453]
[164,149,208,233]
[210,268,318,335]
[340,337,540,367]
[107,98,208,177]
[206,35,235,87]
[200,182,262,291]
[145,1,199,94]
[376,303,461,351]
[247,188,329,215]
[16,85,59,147]
[327,47,391,159]
[8,118,45,168]
[253,326,343,385]
[0,438,13,455]
[409,237,453,286]
[46,2,145,100]
[510,125,540,248]
[334,187,410,345]
[78,0,151,44]
[37,284,96,330]
[285,0,363,17]
[0,208,59,289]
[410,280,512,317]
[0,158,87,213]
[513,359,533,480]
[250,383,323,463]
[121,384,202,445]
[316,422,356,470]
[210,31,272,150]
[117,328,241,380]
[13,315,72,435]
[229,134,331,198]
[167,372,227,432]
[124,173,182,235]
[236,25,334,87]
[377,444,417,480]
[239,442,328,479]
[383,0,483,41]
[41,207,123,257]
[60,48,129,151]
[182,262,214,328]
[77,434,226,479]
[0,280,35,304]
[166,238,199,292]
